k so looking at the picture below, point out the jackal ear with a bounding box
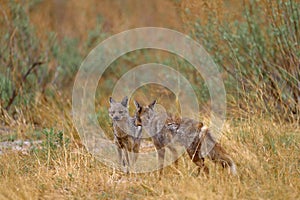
[134,100,141,109]
[109,97,116,104]
[121,96,128,107]
[148,100,157,109]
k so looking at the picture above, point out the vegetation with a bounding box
[0,0,299,199]
[192,0,300,121]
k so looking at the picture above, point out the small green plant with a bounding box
[41,128,69,151]
[33,128,70,167]
[0,132,17,142]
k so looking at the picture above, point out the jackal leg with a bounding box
[193,156,209,175]
[121,149,130,174]
[187,148,209,175]
[167,145,179,168]
[130,144,140,171]
[116,145,123,167]
[207,143,237,175]
[157,148,165,176]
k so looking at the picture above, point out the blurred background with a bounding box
[0,0,298,126]
[0,1,299,199]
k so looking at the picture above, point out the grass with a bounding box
[189,0,300,121]
[0,102,299,199]
[0,0,299,199]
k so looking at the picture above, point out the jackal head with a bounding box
[108,96,129,122]
[133,100,157,127]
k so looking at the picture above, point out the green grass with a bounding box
[0,0,299,199]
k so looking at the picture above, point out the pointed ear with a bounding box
[121,96,128,107]
[148,100,157,109]
[109,97,116,104]
[134,100,141,109]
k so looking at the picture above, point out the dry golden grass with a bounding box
[0,97,299,199]
[0,0,299,199]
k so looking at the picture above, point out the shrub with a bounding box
[192,0,300,121]
[0,1,48,112]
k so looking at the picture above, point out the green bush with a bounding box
[193,0,300,121]
[0,1,107,118]
[0,1,48,111]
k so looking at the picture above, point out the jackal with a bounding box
[109,96,142,173]
[165,116,237,176]
[134,100,179,174]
